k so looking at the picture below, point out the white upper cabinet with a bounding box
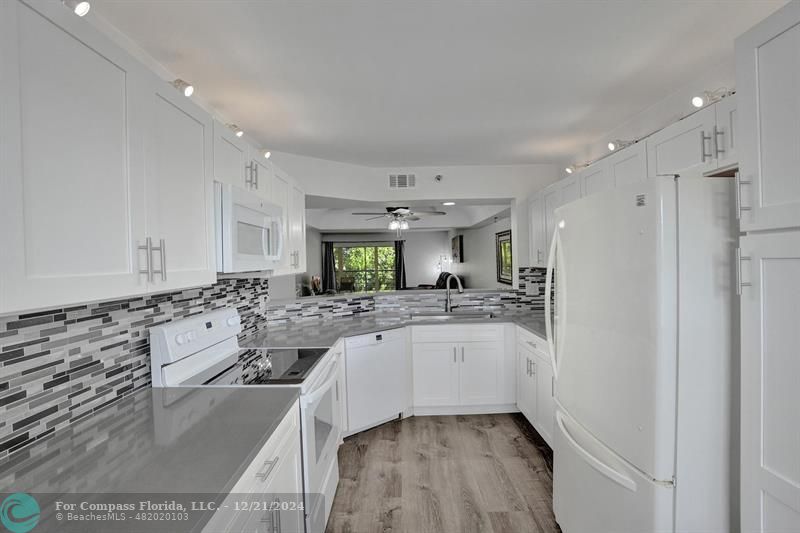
[560,174,580,204]
[212,120,249,189]
[144,77,216,292]
[0,0,150,313]
[736,2,800,232]
[289,185,307,273]
[578,162,613,197]
[528,194,546,267]
[714,94,738,171]
[270,167,291,274]
[647,105,718,178]
[607,141,647,187]
[542,175,578,265]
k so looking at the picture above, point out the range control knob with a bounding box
[175,334,187,345]
[226,317,240,326]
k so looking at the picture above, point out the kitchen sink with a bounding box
[409,311,495,321]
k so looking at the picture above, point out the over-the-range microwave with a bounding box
[214,182,284,273]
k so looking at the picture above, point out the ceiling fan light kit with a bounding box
[351,206,446,235]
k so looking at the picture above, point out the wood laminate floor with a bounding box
[325,414,561,533]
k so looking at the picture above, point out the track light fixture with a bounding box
[227,124,244,138]
[608,140,634,152]
[263,151,271,159]
[171,79,194,97]
[63,0,90,16]
[565,163,588,175]
[691,87,733,108]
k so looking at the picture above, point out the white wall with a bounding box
[321,231,450,288]
[303,226,323,278]
[450,217,512,289]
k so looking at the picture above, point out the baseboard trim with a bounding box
[412,404,519,416]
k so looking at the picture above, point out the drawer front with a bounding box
[517,326,547,355]
[412,324,503,344]
[230,401,299,494]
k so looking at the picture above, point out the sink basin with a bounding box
[409,311,495,321]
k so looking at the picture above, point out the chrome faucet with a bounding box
[444,274,464,312]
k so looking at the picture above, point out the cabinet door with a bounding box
[262,437,304,533]
[714,96,737,171]
[516,344,537,424]
[534,354,555,446]
[740,231,800,533]
[0,0,149,313]
[271,168,291,273]
[212,120,248,189]
[528,195,546,267]
[646,105,717,178]
[251,156,274,200]
[459,341,502,406]
[560,175,581,204]
[145,78,216,292]
[607,142,647,187]
[412,343,459,407]
[289,185,306,273]
[578,163,612,197]
[736,3,800,232]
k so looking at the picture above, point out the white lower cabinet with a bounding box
[204,403,303,533]
[345,329,409,433]
[411,325,510,411]
[516,327,555,447]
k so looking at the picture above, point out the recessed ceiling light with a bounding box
[565,166,574,174]
[263,151,271,159]
[691,96,704,108]
[608,142,617,151]
[442,201,455,206]
[171,79,194,97]
[227,124,244,137]
[63,0,90,16]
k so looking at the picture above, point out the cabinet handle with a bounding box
[254,162,259,189]
[159,239,167,281]
[137,237,153,282]
[700,130,712,162]
[453,346,457,363]
[532,361,537,375]
[537,249,543,264]
[259,497,281,532]
[255,457,279,482]
[735,248,752,296]
[245,162,254,188]
[735,173,752,221]
[335,381,339,402]
[149,239,166,281]
[552,376,555,397]
[713,126,725,158]
[461,346,464,363]
[526,358,531,377]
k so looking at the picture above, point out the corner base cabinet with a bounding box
[516,327,555,447]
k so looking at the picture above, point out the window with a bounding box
[334,244,395,292]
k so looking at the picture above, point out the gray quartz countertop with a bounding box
[0,386,299,495]
[244,311,549,349]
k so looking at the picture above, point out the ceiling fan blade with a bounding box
[365,215,387,221]
[389,207,411,215]
[410,210,447,216]
[406,216,421,221]
[352,212,388,216]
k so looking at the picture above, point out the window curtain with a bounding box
[394,240,407,290]
[322,242,337,293]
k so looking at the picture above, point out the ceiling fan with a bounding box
[352,206,447,233]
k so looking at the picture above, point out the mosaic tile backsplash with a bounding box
[0,279,269,459]
[0,266,548,459]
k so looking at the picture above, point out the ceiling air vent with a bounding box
[388,174,416,190]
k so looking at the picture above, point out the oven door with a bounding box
[300,354,342,498]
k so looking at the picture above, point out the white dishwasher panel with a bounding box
[345,329,408,433]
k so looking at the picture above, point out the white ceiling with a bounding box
[93,0,784,167]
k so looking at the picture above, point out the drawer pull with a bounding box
[255,457,279,482]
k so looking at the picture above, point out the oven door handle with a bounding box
[301,359,339,407]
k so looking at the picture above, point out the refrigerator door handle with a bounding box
[556,412,637,493]
[545,228,559,378]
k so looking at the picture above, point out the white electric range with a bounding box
[149,308,342,533]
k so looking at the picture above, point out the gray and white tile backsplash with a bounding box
[0,266,549,458]
[0,279,269,458]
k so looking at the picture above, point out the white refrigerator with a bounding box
[547,177,738,533]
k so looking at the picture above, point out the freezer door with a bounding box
[554,409,674,533]
[551,177,678,481]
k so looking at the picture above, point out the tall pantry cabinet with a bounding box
[735,2,800,532]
